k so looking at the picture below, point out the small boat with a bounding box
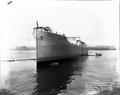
[96,53,102,56]
[88,52,102,56]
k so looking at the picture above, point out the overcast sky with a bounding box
[0,0,119,49]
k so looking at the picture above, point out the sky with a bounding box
[0,0,119,49]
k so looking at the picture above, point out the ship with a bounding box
[33,21,88,63]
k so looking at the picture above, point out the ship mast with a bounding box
[35,20,39,61]
[36,20,39,28]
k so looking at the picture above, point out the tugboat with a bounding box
[33,21,88,63]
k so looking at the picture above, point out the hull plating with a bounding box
[36,28,88,62]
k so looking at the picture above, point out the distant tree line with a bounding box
[13,45,116,50]
[13,46,36,50]
[88,46,116,50]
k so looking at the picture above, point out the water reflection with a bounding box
[0,49,10,89]
[33,56,88,95]
[0,62,10,89]
[0,50,11,94]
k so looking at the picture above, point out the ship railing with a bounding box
[51,30,66,37]
[36,27,66,37]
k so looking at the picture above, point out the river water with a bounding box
[0,50,120,95]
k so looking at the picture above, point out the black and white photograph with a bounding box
[0,0,119,95]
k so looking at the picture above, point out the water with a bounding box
[0,50,120,95]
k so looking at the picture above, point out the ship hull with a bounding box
[37,44,88,62]
[35,27,88,63]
